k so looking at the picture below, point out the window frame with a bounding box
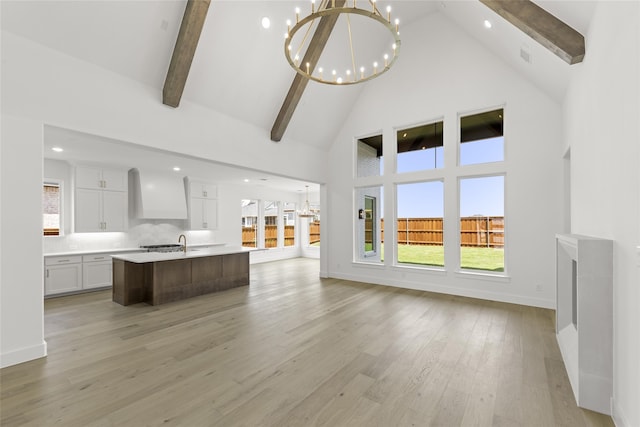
[396,119,445,174]
[43,178,64,237]
[395,179,446,270]
[354,185,384,264]
[458,107,505,167]
[457,173,506,276]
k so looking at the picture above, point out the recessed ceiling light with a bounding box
[243,179,250,183]
[484,20,492,29]
[51,147,64,152]
[173,167,181,171]
[261,17,271,29]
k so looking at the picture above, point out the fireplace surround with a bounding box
[556,234,613,415]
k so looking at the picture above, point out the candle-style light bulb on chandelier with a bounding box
[284,0,401,85]
[298,185,316,218]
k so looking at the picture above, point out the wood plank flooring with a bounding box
[1,258,614,426]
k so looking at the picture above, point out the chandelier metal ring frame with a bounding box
[284,4,402,86]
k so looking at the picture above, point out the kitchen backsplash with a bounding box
[44,218,218,254]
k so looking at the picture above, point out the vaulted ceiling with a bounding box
[1,1,595,153]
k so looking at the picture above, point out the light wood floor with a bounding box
[2,258,613,426]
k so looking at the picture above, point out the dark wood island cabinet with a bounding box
[111,247,251,306]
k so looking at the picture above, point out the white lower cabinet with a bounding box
[82,255,112,289]
[45,256,83,295]
[45,254,114,296]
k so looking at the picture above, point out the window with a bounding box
[460,108,504,165]
[397,121,444,173]
[264,201,279,248]
[396,181,444,267]
[357,134,383,177]
[355,106,506,276]
[356,186,383,263]
[459,176,504,272]
[43,181,62,236]
[241,199,258,248]
[364,196,376,253]
[283,201,296,247]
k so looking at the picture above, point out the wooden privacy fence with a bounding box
[243,225,296,248]
[381,217,504,248]
[309,221,320,244]
[244,217,501,248]
[242,226,257,247]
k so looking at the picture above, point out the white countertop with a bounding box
[111,246,254,264]
[44,248,142,257]
[44,243,225,258]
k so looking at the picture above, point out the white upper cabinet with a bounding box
[75,188,103,232]
[101,191,128,231]
[189,181,217,199]
[190,198,218,230]
[186,178,218,230]
[75,166,128,233]
[76,165,128,191]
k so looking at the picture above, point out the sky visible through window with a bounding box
[394,136,504,218]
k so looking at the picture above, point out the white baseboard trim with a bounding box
[1,340,47,368]
[612,397,631,427]
[329,271,555,309]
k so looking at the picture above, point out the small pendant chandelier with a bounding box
[298,185,316,218]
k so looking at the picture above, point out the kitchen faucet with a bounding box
[178,234,187,253]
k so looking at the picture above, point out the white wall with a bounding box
[563,2,640,425]
[325,12,564,308]
[1,115,47,367]
[1,32,327,185]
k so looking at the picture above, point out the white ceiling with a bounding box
[2,0,595,190]
[43,125,317,194]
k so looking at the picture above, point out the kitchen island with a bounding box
[111,246,252,306]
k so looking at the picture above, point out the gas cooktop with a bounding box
[140,244,183,253]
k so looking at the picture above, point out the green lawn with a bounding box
[384,244,504,272]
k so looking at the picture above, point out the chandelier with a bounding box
[284,0,401,85]
[298,185,317,218]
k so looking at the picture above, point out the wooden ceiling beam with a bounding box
[163,0,210,108]
[271,0,347,142]
[480,0,585,65]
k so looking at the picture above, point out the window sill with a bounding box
[455,270,511,283]
[352,260,385,269]
[392,264,447,276]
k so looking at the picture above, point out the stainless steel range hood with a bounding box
[130,168,187,219]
